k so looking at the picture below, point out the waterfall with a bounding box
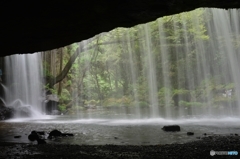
[67,8,240,119]
[3,53,45,118]
[2,8,240,120]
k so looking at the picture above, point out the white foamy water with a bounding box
[4,53,45,118]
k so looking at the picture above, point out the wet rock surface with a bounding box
[0,104,36,119]
[26,129,74,145]
[48,129,74,139]
[187,132,194,136]
[45,95,60,115]
[48,130,62,139]
[162,125,181,132]
[0,106,14,120]
[0,135,239,159]
[28,131,46,145]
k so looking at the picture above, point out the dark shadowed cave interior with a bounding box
[1,0,240,56]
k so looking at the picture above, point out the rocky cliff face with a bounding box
[1,0,240,56]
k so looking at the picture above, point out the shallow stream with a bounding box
[1,112,239,145]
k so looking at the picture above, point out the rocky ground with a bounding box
[0,135,239,159]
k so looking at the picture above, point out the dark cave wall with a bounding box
[1,0,240,56]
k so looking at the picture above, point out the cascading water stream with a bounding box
[3,53,45,118]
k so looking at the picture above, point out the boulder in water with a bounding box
[187,132,194,136]
[15,106,32,117]
[28,130,46,144]
[44,93,60,115]
[162,125,181,132]
[0,106,14,120]
[46,94,59,102]
[7,100,33,117]
[48,129,74,139]
[37,138,46,144]
[51,109,60,115]
[45,101,59,115]
[48,129,62,139]
[14,135,21,138]
[28,131,40,141]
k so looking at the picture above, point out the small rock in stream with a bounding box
[14,135,21,138]
[162,125,180,132]
[48,129,74,139]
[187,132,194,136]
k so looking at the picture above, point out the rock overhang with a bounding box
[1,0,240,56]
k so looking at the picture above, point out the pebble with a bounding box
[14,135,21,138]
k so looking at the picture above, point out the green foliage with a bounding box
[173,89,189,96]
[59,88,71,101]
[42,8,237,111]
[42,61,52,77]
[44,83,57,94]
[58,104,66,112]
[85,99,100,106]
[137,101,149,107]
[179,100,203,107]
[158,87,174,106]
[213,96,236,107]
[225,83,235,90]
[103,96,133,107]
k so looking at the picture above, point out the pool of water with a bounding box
[0,114,240,145]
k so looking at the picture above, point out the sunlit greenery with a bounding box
[42,9,240,114]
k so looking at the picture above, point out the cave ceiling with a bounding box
[1,0,240,56]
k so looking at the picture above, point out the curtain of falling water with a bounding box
[25,9,240,118]
[125,30,141,118]
[77,8,240,119]
[4,53,45,118]
[209,9,240,116]
[158,19,173,118]
[140,24,160,117]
